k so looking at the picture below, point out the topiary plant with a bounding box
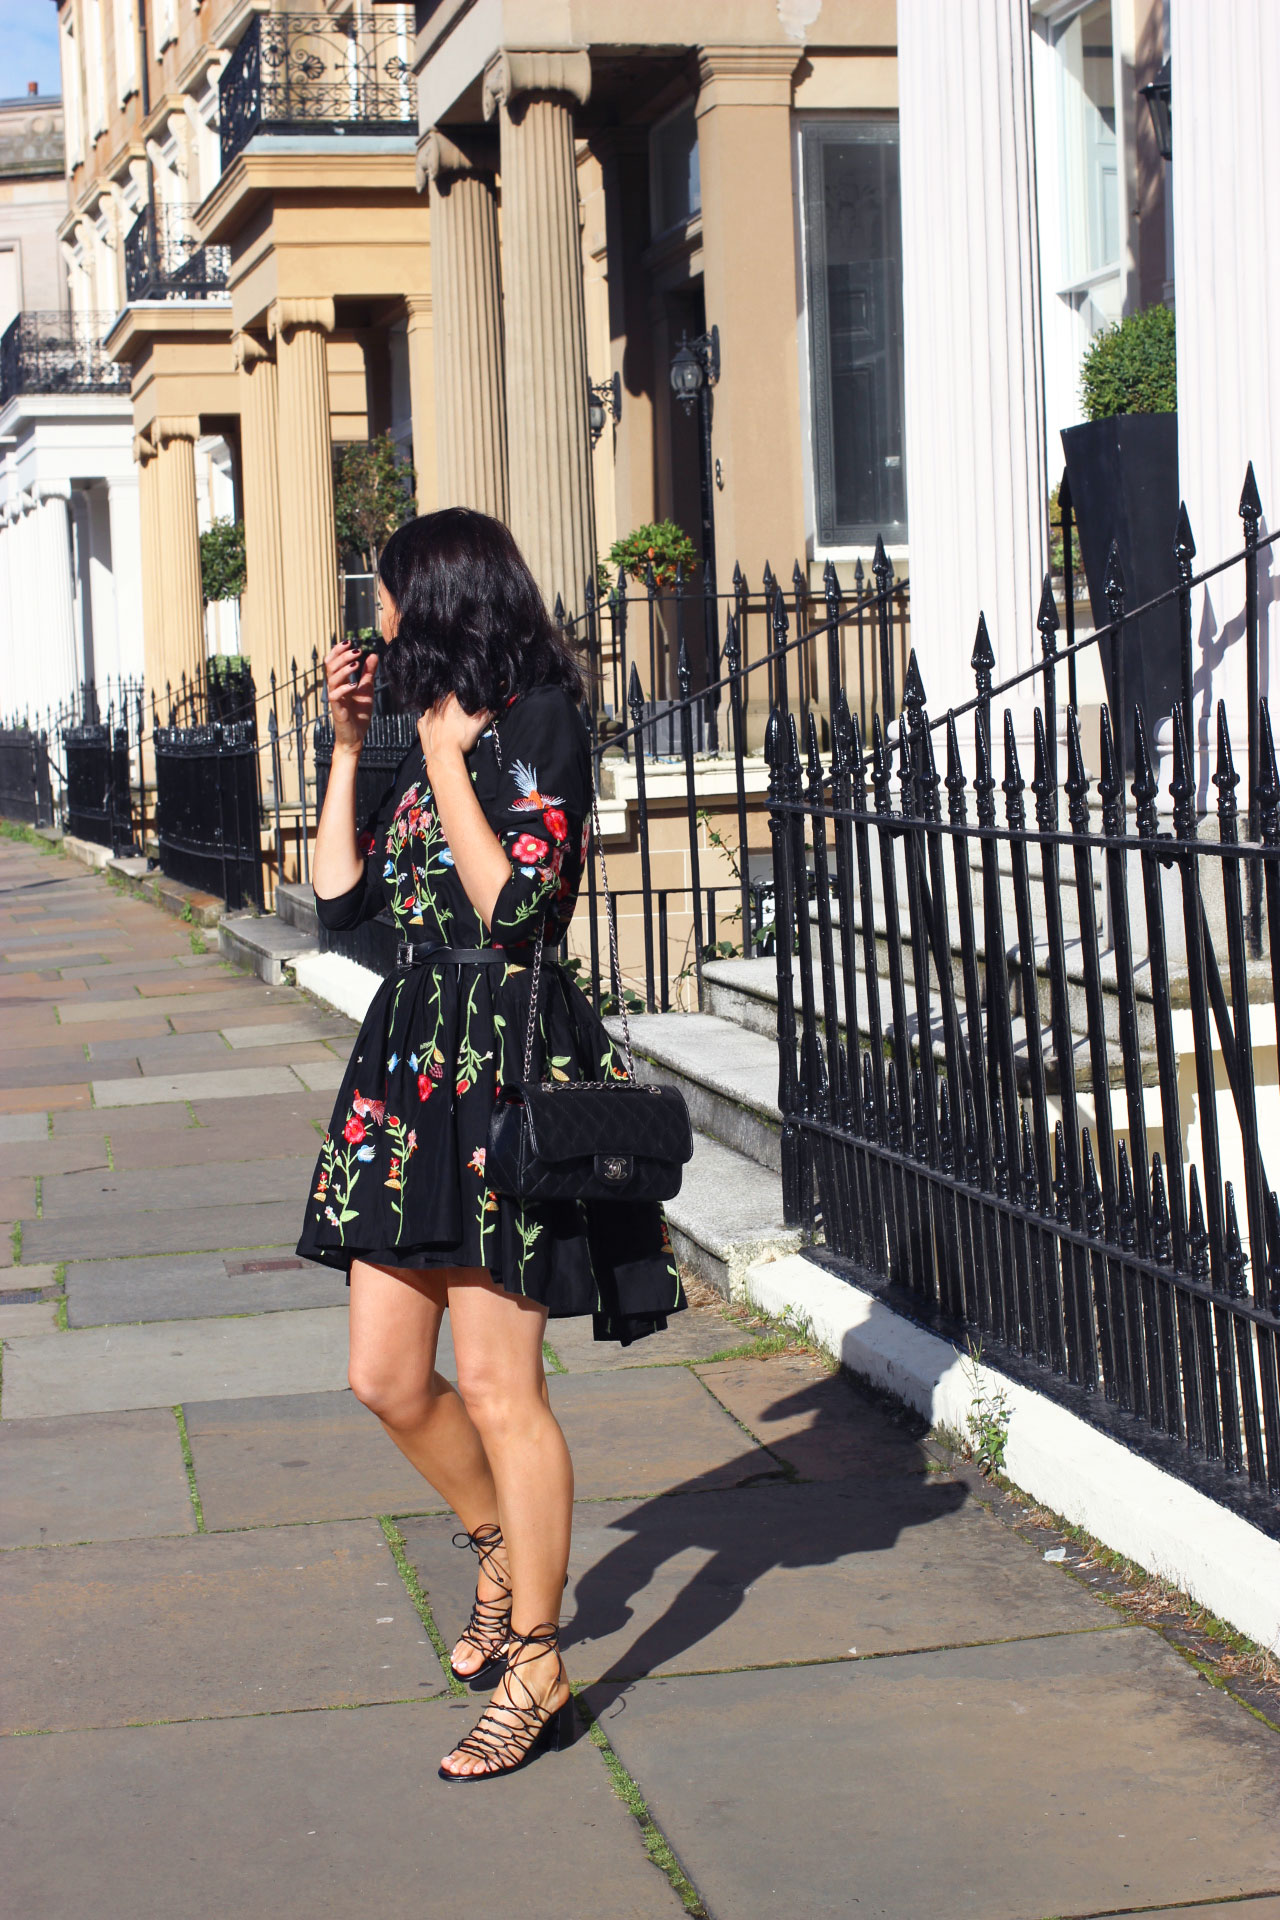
[333,433,416,573]
[199,517,246,604]
[1079,304,1176,422]
[606,520,698,588]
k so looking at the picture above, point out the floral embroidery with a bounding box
[507,760,563,813]
[512,832,549,865]
[543,807,568,843]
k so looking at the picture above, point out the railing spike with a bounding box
[1212,698,1238,809]
[902,647,927,720]
[1258,699,1280,842]
[1187,1165,1210,1285]
[676,636,691,700]
[1001,707,1024,801]
[1224,1181,1250,1298]
[1151,1153,1173,1265]
[1169,701,1195,832]
[872,533,892,589]
[764,706,786,776]
[1097,702,1120,801]
[970,610,995,682]
[792,557,806,592]
[1131,704,1158,832]
[1116,1139,1136,1249]
[1031,706,1056,831]
[1037,572,1059,649]
[822,557,840,602]
[732,558,744,591]
[1174,500,1196,574]
[853,555,865,588]
[1239,459,1263,531]
[831,685,852,770]
[627,661,644,719]
[805,707,823,781]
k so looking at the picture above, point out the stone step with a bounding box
[607,1010,783,1173]
[663,1128,799,1299]
[219,910,318,986]
[274,880,320,938]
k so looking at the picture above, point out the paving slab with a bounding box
[185,1389,454,1530]
[0,1408,195,1548]
[0,1305,348,1418]
[20,1196,307,1262]
[41,1158,316,1222]
[546,1367,784,1499]
[0,1173,33,1215]
[597,1633,1280,1920]
[288,1055,347,1091]
[56,990,263,1025]
[0,1113,47,1144]
[221,1020,350,1049]
[403,1475,1113,1685]
[0,1700,685,1920]
[169,996,310,1035]
[0,1518,442,1733]
[0,1082,90,1112]
[0,1138,108,1176]
[0,1049,98,1088]
[544,1303,747,1373]
[695,1353,933,1479]
[86,1029,236,1068]
[0,1298,59,1335]
[105,1114,327,1171]
[91,1065,305,1107]
[66,1249,348,1325]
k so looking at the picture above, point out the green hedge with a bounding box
[1079,304,1176,421]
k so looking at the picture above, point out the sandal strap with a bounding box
[451,1623,564,1771]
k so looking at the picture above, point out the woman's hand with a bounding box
[326,642,378,754]
[418,694,491,771]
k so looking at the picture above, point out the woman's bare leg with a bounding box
[347,1259,506,1676]
[441,1267,574,1777]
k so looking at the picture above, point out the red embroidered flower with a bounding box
[417,1073,431,1102]
[512,833,549,865]
[543,807,568,843]
[343,1116,366,1145]
[357,829,377,856]
[456,1077,470,1096]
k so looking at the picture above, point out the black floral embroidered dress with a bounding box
[297,685,684,1346]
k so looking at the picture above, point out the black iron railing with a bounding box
[220,8,415,169]
[0,312,127,405]
[64,722,134,853]
[0,728,54,827]
[124,203,230,302]
[759,472,1280,1507]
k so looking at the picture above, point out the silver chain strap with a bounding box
[490,711,635,1086]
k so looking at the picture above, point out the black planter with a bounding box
[1060,411,1179,766]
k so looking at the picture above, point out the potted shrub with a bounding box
[1060,304,1178,760]
[606,520,698,589]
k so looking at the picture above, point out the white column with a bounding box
[897,0,1049,719]
[0,517,16,719]
[31,484,80,713]
[1171,0,1280,749]
[106,474,144,681]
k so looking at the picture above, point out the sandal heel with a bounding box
[551,1697,577,1752]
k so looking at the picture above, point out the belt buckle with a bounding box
[395,940,413,969]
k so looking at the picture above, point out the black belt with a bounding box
[394,941,549,970]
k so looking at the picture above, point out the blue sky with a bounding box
[1,0,62,103]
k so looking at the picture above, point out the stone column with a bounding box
[896,0,1049,717]
[421,127,508,520]
[270,297,341,661]
[1170,0,1279,749]
[402,294,439,515]
[154,417,207,695]
[106,474,144,682]
[234,330,290,685]
[483,51,592,614]
[134,430,166,699]
[694,49,806,592]
[31,483,80,713]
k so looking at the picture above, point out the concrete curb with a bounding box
[743,1250,1280,1656]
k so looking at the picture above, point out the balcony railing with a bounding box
[220,9,415,171]
[0,312,128,406]
[124,203,230,303]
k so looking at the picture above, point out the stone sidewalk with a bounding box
[1,827,1278,1920]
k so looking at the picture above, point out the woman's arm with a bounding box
[419,696,509,929]
[313,642,378,902]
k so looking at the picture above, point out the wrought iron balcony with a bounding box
[0,312,128,407]
[124,203,230,303]
[220,9,415,171]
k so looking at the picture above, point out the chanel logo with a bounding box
[601,1156,628,1182]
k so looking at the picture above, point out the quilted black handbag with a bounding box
[485,719,693,1205]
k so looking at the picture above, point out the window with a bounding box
[1054,0,1118,282]
[113,0,137,103]
[649,102,700,238]
[84,0,106,139]
[60,15,84,168]
[802,120,906,548]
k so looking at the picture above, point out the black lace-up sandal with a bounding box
[438,1623,575,1782]
[449,1523,512,1685]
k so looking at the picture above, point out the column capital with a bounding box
[154,416,201,448]
[402,292,432,326]
[133,427,156,464]
[482,49,591,123]
[418,125,499,194]
[695,46,800,113]
[232,329,272,372]
[32,479,73,505]
[268,297,336,342]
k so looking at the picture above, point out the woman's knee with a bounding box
[348,1358,431,1427]
[454,1361,542,1436]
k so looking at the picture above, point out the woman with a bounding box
[298,508,684,1782]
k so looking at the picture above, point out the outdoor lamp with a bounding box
[587,371,622,448]
[1142,58,1172,161]
[670,336,703,415]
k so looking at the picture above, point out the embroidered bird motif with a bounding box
[508,759,564,812]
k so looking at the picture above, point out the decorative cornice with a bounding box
[419,126,498,194]
[482,49,591,123]
[695,44,801,112]
[133,429,156,464]
[154,416,201,448]
[32,480,73,505]
[268,298,336,342]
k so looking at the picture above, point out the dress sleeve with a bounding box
[313,761,402,932]
[487,689,591,948]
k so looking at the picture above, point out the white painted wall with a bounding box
[1170,0,1279,759]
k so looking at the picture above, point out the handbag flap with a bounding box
[519,1084,694,1166]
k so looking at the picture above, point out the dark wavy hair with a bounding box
[378,508,583,715]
